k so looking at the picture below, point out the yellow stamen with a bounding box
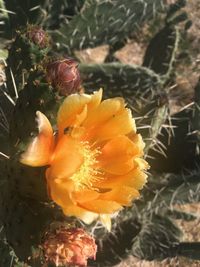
[69,142,101,190]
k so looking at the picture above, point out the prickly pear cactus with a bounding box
[0,0,199,266]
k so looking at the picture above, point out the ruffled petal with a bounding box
[20,111,54,167]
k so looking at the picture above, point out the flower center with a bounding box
[70,142,101,190]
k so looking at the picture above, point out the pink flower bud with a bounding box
[42,226,97,266]
[46,58,81,96]
[27,26,49,48]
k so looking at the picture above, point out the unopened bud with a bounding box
[42,226,97,266]
[46,58,81,96]
[27,25,49,48]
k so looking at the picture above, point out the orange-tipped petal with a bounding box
[20,111,54,167]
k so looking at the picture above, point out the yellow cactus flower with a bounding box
[20,89,149,230]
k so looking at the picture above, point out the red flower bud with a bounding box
[27,26,49,48]
[46,58,81,96]
[42,226,97,267]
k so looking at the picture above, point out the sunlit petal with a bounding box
[48,178,98,224]
[57,90,102,136]
[47,135,83,180]
[20,111,54,166]
[100,214,111,231]
[99,185,139,205]
[83,97,125,129]
[94,169,148,190]
[92,108,136,142]
[78,199,122,214]
[98,135,140,175]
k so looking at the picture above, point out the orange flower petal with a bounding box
[92,108,136,142]
[98,135,140,175]
[100,135,140,159]
[100,159,134,175]
[87,88,103,111]
[122,169,148,189]
[83,97,125,129]
[78,199,122,214]
[134,158,150,170]
[130,134,145,155]
[63,206,99,224]
[48,178,98,224]
[99,185,139,205]
[47,135,83,180]
[47,177,74,208]
[70,189,100,204]
[95,169,148,190]
[57,90,102,136]
[20,111,54,166]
